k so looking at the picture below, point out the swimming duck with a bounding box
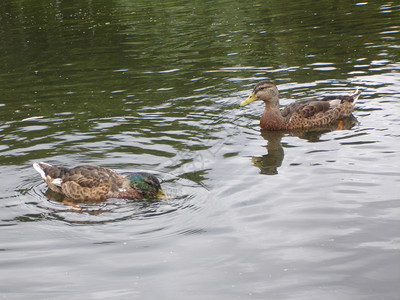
[33,162,164,201]
[240,81,361,130]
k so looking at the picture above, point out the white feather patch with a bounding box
[39,162,53,167]
[352,89,361,103]
[33,163,46,180]
[329,99,341,108]
[51,178,63,186]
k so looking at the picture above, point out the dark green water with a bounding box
[1,0,399,299]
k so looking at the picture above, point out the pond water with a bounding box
[0,0,399,299]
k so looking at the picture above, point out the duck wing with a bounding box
[61,166,124,200]
[34,163,124,201]
[281,99,331,118]
[64,165,121,187]
[281,93,359,119]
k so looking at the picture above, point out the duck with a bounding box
[240,80,361,130]
[33,162,164,201]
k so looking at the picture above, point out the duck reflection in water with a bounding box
[252,115,358,175]
[241,81,361,175]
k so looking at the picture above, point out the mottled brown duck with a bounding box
[240,80,361,130]
[33,162,164,201]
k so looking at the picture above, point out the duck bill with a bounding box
[240,92,259,107]
[157,189,168,199]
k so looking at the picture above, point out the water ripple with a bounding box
[10,171,211,243]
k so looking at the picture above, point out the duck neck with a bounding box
[264,100,280,111]
[260,102,285,130]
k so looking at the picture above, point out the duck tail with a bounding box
[351,89,361,104]
[33,162,50,180]
[33,162,67,180]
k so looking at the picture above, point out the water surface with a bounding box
[0,0,399,299]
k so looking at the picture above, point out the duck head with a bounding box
[128,173,165,198]
[240,81,280,109]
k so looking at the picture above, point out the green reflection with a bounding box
[0,0,398,169]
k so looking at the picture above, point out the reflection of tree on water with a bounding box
[251,115,358,175]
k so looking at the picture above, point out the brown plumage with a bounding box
[33,162,163,201]
[240,81,361,130]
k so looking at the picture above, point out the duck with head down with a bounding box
[240,80,361,131]
[33,162,165,202]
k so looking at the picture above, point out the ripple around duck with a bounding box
[13,171,210,239]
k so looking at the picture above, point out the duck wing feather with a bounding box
[281,95,357,119]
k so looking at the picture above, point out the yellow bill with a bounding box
[157,189,168,200]
[240,92,259,107]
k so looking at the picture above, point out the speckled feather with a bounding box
[241,81,361,130]
[33,162,159,201]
